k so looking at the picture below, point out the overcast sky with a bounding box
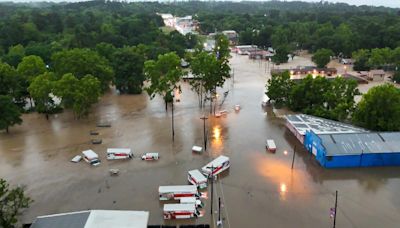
[1,0,399,8]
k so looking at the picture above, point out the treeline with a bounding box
[267,72,400,131]
[0,1,199,133]
[266,71,359,121]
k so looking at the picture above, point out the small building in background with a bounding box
[369,69,385,81]
[222,30,238,45]
[342,73,369,84]
[272,66,338,80]
[340,58,355,65]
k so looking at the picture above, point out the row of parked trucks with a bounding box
[77,148,159,166]
[159,155,230,220]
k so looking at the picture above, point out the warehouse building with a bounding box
[286,114,400,168]
[304,131,400,168]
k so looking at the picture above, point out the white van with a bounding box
[192,146,203,153]
[188,169,207,189]
[201,155,230,177]
[106,148,133,160]
[141,152,159,160]
[82,150,101,166]
[266,139,276,152]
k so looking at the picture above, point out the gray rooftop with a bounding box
[286,114,367,135]
[30,211,90,228]
[30,210,149,228]
[320,132,400,156]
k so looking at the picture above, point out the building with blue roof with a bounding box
[286,114,400,168]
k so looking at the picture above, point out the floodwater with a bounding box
[1,54,400,228]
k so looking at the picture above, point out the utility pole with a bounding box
[291,145,297,169]
[172,98,175,142]
[200,116,208,151]
[210,165,214,215]
[217,197,222,226]
[333,190,338,228]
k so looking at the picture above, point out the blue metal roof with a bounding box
[321,132,400,156]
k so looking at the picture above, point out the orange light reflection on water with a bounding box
[253,154,309,201]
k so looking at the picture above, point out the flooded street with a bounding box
[1,54,400,227]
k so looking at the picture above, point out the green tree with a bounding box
[0,178,32,228]
[0,95,22,133]
[191,50,231,110]
[17,55,47,83]
[144,52,184,109]
[266,71,293,106]
[0,62,19,96]
[368,48,392,69]
[73,75,101,118]
[2,44,25,68]
[352,49,371,71]
[51,48,114,92]
[214,34,230,60]
[312,48,334,68]
[54,73,101,118]
[272,45,290,64]
[112,46,145,94]
[144,52,184,141]
[28,72,58,119]
[353,84,400,131]
[325,77,359,121]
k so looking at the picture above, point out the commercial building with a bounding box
[30,210,149,228]
[272,66,338,80]
[286,114,400,168]
[304,131,400,168]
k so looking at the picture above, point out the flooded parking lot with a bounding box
[1,54,400,227]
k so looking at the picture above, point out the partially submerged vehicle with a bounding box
[163,204,200,219]
[159,185,199,201]
[188,169,208,189]
[192,146,203,153]
[71,155,82,163]
[201,155,230,177]
[141,152,159,160]
[82,150,101,166]
[266,139,277,152]
[106,148,133,160]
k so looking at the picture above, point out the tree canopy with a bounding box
[312,49,334,68]
[353,84,400,131]
[266,72,359,121]
[51,48,114,92]
[0,95,22,133]
[0,178,32,227]
[111,46,145,94]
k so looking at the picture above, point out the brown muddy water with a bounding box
[1,55,400,228]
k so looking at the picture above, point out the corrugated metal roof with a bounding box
[286,114,367,135]
[322,132,400,156]
[30,211,90,228]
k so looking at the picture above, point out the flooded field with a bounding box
[1,54,400,227]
